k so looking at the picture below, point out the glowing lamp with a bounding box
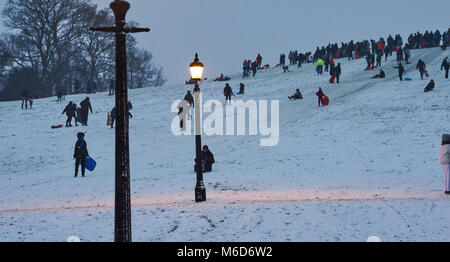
[189,53,204,81]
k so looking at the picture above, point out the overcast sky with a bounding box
[0,0,449,84]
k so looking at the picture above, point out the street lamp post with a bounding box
[91,0,150,242]
[189,53,206,202]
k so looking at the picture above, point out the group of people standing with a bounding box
[242,53,263,78]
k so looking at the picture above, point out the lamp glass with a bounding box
[190,66,204,80]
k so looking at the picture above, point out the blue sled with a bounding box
[86,156,97,172]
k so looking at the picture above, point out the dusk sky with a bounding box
[0,0,449,84]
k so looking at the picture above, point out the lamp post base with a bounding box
[195,182,207,202]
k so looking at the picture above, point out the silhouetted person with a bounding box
[74,132,89,178]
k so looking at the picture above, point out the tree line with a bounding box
[0,0,166,101]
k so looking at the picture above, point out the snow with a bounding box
[0,47,449,242]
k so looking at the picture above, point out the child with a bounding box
[74,132,89,178]
[441,134,450,194]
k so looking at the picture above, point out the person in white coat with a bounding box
[440,134,450,194]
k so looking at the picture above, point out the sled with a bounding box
[329,74,336,83]
[355,51,361,59]
[107,112,112,126]
[425,71,429,78]
[322,96,330,106]
[51,124,64,129]
[108,93,115,96]
[85,156,97,172]
[404,77,412,81]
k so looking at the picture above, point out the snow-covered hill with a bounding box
[0,47,449,241]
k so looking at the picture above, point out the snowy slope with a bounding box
[0,47,449,241]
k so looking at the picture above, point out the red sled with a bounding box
[322,96,330,106]
[355,51,361,59]
[329,74,336,83]
[51,125,64,129]
[108,93,115,96]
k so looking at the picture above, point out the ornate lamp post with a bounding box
[189,53,206,202]
[91,0,150,242]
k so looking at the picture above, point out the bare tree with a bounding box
[2,0,91,95]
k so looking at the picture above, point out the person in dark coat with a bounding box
[62,101,78,127]
[335,63,342,83]
[416,59,427,80]
[224,83,234,105]
[441,57,449,79]
[80,97,93,126]
[372,69,386,79]
[237,83,245,95]
[424,79,435,92]
[251,61,258,77]
[201,145,215,173]
[109,79,115,95]
[394,63,405,81]
[288,89,303,100]
[184,90,194,120]
[111,101,133,128]
[21,89,29,109]
[74,132,89,178]
[184,91,194,106]
[256,54,262,68]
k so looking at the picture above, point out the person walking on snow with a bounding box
[441,57,449,79]
[74,132,89,178]
[440,134,450,194]
[394,63,405,81]
[62,101,78,127]
[335,63,342,83]
[111,101,133,129]
[316,59,324,75]
[416,59,427,80]
[223,83,234,105]
[80,97,93,126]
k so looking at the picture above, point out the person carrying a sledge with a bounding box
[316,87,325,107]
[74,132,89,178]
